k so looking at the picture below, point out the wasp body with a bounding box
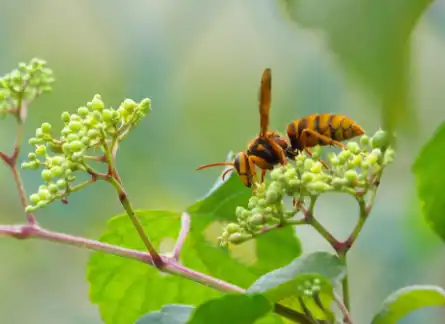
[197,69,365,188]
[286,113,365,153]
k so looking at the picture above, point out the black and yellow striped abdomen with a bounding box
[286,113,364,151]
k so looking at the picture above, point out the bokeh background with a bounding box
[1,0,445,323]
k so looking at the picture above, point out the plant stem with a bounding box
[108,176,164,268]
[0,221,310,323]
[172,212,190,261]
[333,291,353,324]
[338,253,350,312]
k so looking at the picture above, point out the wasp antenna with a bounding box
[221,168,234,180]
[196,161,234,171]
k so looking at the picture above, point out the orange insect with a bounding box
[197,68,365,188]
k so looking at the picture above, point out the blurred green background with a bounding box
[1,0,445,323]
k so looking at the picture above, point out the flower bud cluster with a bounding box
[22,94,151,212]
[297,278,323,298]
[219,130,394,246]
[0,58,54,117]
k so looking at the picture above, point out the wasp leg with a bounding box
[247,155,258,184]
[304,147,329,169]
[261,169,267,183]
[265,136,287,166]
[301,128,346,149]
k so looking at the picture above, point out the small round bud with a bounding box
[248,197,258,209]
[266,190,280,204]
[35,145,46,156]
[338,150,351,163]
[270,168,282,181]
[371,129,390,149]
[310,162,323,174]
[30,193,41,204]
[56,179,67,189]
[90,95,104,111]
[28,137,42,145]
[41,122,51,134]
[248,214,265,226]
[92,111,102,121]
[122,99,137,112]
[50,166,63,178]
[257,198,267,207]
[228,233,251,244]
[61,111,70,123]
[68,121,82,132]
[287,179,300,190]
[350,155,362,167]
[366,154,378,165]
[226,223,241,234]
[236,206,246,218]
[383,148,395,165]
[48,184,58,194]
[69,140,83,152]
[47,142,63,154]
[70,114,81,121]
[304,159,314,171]
[332,177,348,189]
[38,188,50,201]
[28,152,37,161]
[346,141,360,154]
[81,136,90,146]
[311,145,322,159]
[344,170,358,183]
[102,109,113,122]
[301,172,314,183]
[360,135,370,146]
[66,133,79,142]
[307,181,331,193]
[284,168,297,180]
[77,106,89,117]
[139,98,151,114]
[41,169,52,181]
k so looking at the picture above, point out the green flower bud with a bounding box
[28,137,42,145]
[310,162,323,174]
[92,111,102,121]
[350,155,362,167]
[301,172,314,183]
[90,95,104,111]
[30,193,40,204]
[102,109,113,122]
[50,166,63,178]
[338,150,351,163]
[344,170,358,183]
[383,148,395,165]
[68,121,82,132]
[48,183,58,194]
[236,206,246,218]
[229,233,252,244]
[332,177,348,189]
[270,168,283,181]
[226,223,241,234]
[257,198,267,207]
[81,136,90,146]
[371,148,382,159]
[28,152,37,161]
[38,188,50,201]
[287,179,300,190]
[311,145,322,159]
[346,141,360,154]
[304,159,314,171]
[284,168,297,179]
[56,179,67,189]
[51,156,63,166]
[70,114,81,121]
[35,145,46,156]
[371,129,390,149]
[69,140,83,152]
[77,106,89,117]
[122,99,137,112]
[66,133,79,142]
[87,128,100,139]
[41,122,52,134]
[139,98,151,114]
[266,190,280,204]
[248,197,258,209]
[41,169,52,181]
[307,181,331,193]
[61,111,71,123]
[64,169,73,178]
[248,214,265,226]
[366,154,378,165]
[360,135,370,146]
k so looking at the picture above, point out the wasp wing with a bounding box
[259,68,271,137]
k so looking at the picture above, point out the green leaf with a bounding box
[188,159,302,275]
[412,121,445,242]
[370,285,445,324]
[247,252,345,320]
[135,305,194,324]
[88,210,256,324]
[278,0,433,135]
[187,294,273,324]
